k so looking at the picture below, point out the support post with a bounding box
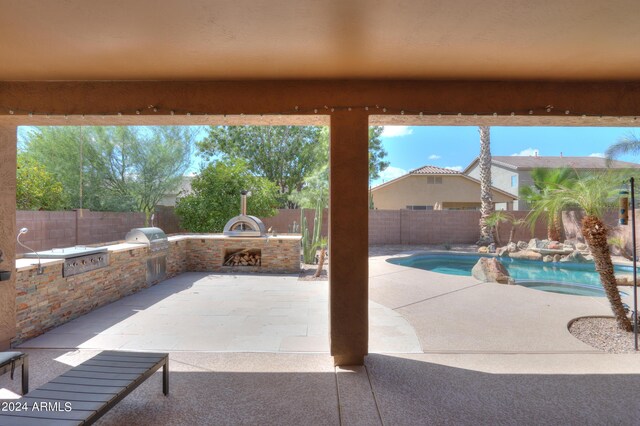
[329,111,369,365]
[631,177,638,350]
[0,125,17,349]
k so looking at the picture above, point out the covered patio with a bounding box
[1,254,639,424]
[2,1,640,423]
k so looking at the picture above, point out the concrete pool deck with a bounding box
[369,250,628,353]
[2,246,639,424]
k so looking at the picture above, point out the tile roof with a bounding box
[371,164,516,199]
[491,156,640,170]
[410,165,460,175]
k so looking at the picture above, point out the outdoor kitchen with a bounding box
[12,191,302,344]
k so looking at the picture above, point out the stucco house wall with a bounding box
[371,174,514,210]
[466,163,524,209]
[465,156,640,210]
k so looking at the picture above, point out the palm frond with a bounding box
[605,134,640,164]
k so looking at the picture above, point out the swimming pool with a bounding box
[387,253,631,297]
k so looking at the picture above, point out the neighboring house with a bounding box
[463,155,640,210]
[371,165,516,211]
[157,176,194,206]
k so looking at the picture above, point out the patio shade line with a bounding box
[364,364,386,426]
[392,283,484,310]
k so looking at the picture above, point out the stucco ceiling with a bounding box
[1,1,640,81]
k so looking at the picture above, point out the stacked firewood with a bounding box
[224,250,261,266]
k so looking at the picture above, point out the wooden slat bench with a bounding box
[0,352,28,395]
[0,351,168,426]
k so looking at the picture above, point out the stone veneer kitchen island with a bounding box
[13,234,301,344]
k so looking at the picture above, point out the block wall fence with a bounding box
[130,207,554,244]
[16,209,145,254]
[16,208,634,254]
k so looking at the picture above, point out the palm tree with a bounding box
[605,133,640,161]
[528,172,632,331]
[486,211,525,247]
[507,217,526,245]
[477,126,494,246]
[520,167,578,241]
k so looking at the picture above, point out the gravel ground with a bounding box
[569,317,640,354]
[298,259,328,281]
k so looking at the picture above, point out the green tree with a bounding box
[198,126,327,207]
[198,125,389,207]
[16,154,67,210]
[175,159,279,232]
[520,167,578,241]
[289,164,329,209]
[368,126,390,181]
[527,172,632,331]
[21,126,195,216]
[21,126,97,209]
[485,211,526,246]
[485,211,509,247]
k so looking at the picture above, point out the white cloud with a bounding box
[378,166,408,182]
[381,126,413,138]
[443,165,463,172]
[428,154,441,160]
[511,148,540,156]
[589,152,605,158]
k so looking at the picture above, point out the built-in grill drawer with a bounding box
[125,227,168,284]
[146,256,166,285]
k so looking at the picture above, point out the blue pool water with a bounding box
[387,253,631,297]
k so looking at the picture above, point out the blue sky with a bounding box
[19,125,640,185]
[371,126,640,186]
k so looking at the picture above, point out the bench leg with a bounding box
[21,356,29,395]
[163,360,169,396]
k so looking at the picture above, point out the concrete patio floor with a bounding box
[1,349,639,425]
[3,248,639,425]
[17,271,421,354]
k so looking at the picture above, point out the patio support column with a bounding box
[329,110,368,366]
[0,125,17,349]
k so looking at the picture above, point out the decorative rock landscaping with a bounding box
[508,250,543,261]
[479,238,594,264]
[471,257,514,285]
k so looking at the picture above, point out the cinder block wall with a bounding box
[368,210,548,245]
[154,205,184,234]
[564,209,640,256]
[16,210,146,253]
[16,211,77,252]
[260,208,328,237]
[76,210,146,246]
[18,208,631,255]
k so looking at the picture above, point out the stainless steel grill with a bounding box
[23,246,110,277]
[223,191,267,237]
[125,227,168,284]
[125,227,169,252]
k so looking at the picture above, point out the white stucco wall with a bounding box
[466,163,525,209]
